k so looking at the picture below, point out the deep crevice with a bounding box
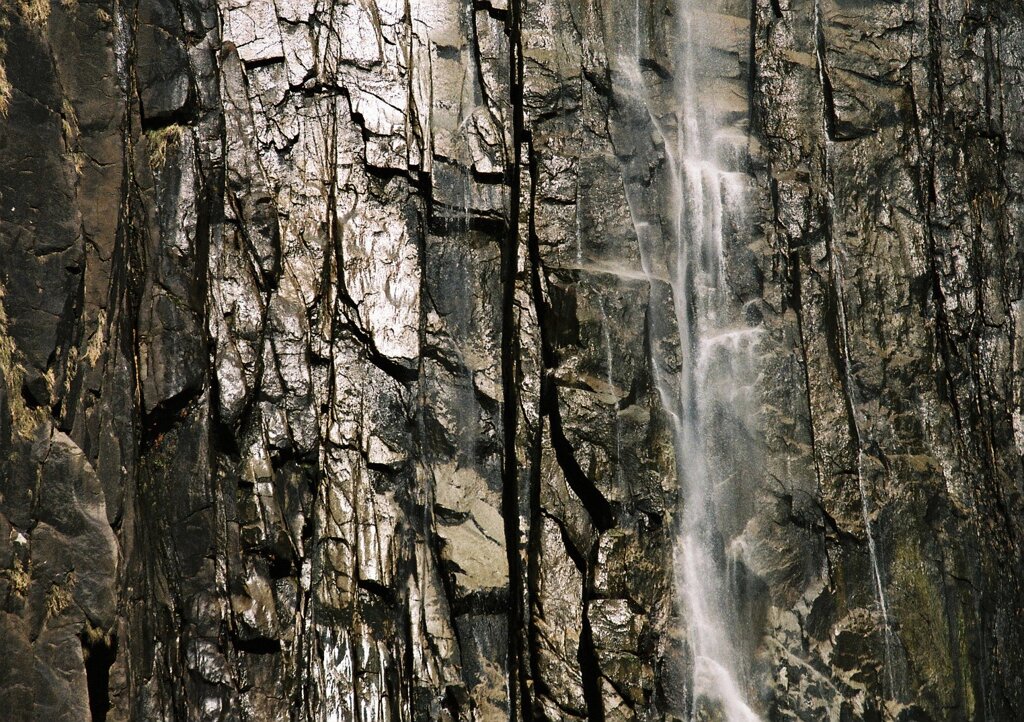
[451,587,511,616]
[81,629,117,722]
[231,634,282,655]
[502,1,528,719]
[140,384,202,450]
[548,396,615,532]
[813,2,840,142]
[579,557,606,722]
[357,577,399,605]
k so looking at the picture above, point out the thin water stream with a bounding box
[814,0,896,695]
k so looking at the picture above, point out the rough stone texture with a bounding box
[0,0,1021,720]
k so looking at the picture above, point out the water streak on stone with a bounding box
[814,0,897,691]
[628,2,762,719]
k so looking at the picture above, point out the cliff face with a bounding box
[0,0,1022,721]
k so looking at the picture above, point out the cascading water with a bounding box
[625,1,763,719]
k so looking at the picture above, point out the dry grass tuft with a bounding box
[16,0,51,26]
[0,287,47,438]
[60,98,85,177]
[4,559,31,597]
[0,19,10,118]
[146,124,185,171]
[0,64,10,118]
[44,572,76,619]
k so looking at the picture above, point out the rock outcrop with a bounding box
[0,0,1021,720]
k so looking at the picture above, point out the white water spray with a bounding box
[599,298,625,490]
[626,2,762,720]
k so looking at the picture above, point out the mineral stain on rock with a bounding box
[0,0,1022,720]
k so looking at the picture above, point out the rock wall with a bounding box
[0,0,1021,720]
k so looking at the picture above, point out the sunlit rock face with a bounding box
[0,0,1022,720]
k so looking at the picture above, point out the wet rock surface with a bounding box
[0,0,1021,720]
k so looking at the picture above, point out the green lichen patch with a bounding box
[888,520,961,713]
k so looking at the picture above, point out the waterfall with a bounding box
[626,1,762,719]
